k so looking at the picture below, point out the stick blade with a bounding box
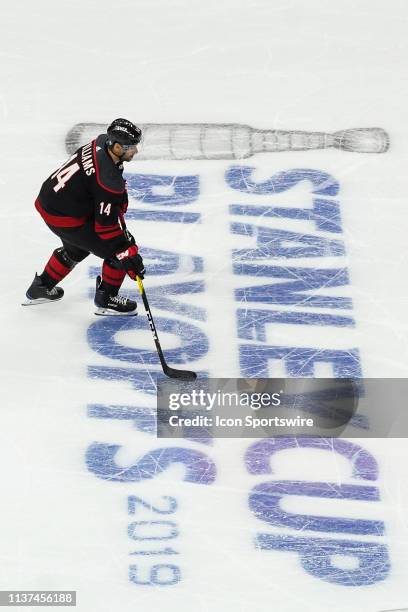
[164,366,197,381]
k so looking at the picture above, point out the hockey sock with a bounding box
[39,247,82,289]
[100,259,126,296]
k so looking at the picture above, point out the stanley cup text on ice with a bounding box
[66,123,390,159]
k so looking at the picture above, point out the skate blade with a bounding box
[94,307,137,316]
[21,296,63,306]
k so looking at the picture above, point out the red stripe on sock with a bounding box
[103,265,126,279]
[45,263,63,281]
[102,262,126,287]
[102,272,126,287]
[49,255,70,276]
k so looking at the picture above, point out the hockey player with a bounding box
[23,118,145,315]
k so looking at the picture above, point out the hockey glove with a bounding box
[116,245,145,280]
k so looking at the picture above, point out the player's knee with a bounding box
[55,247,89,268]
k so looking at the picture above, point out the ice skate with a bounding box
[22,274,64,306]
[94,275,137,316]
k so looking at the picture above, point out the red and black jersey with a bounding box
[35,134,130,253]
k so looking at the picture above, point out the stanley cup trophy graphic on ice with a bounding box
[66,122,390,158]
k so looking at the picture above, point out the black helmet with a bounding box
[107,118,142,147]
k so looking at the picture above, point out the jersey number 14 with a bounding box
[100,202,112,215]
[52,154,80,193]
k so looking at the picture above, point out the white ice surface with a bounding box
[1,1,408,611]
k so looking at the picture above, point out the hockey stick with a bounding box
[136,276,197,381]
